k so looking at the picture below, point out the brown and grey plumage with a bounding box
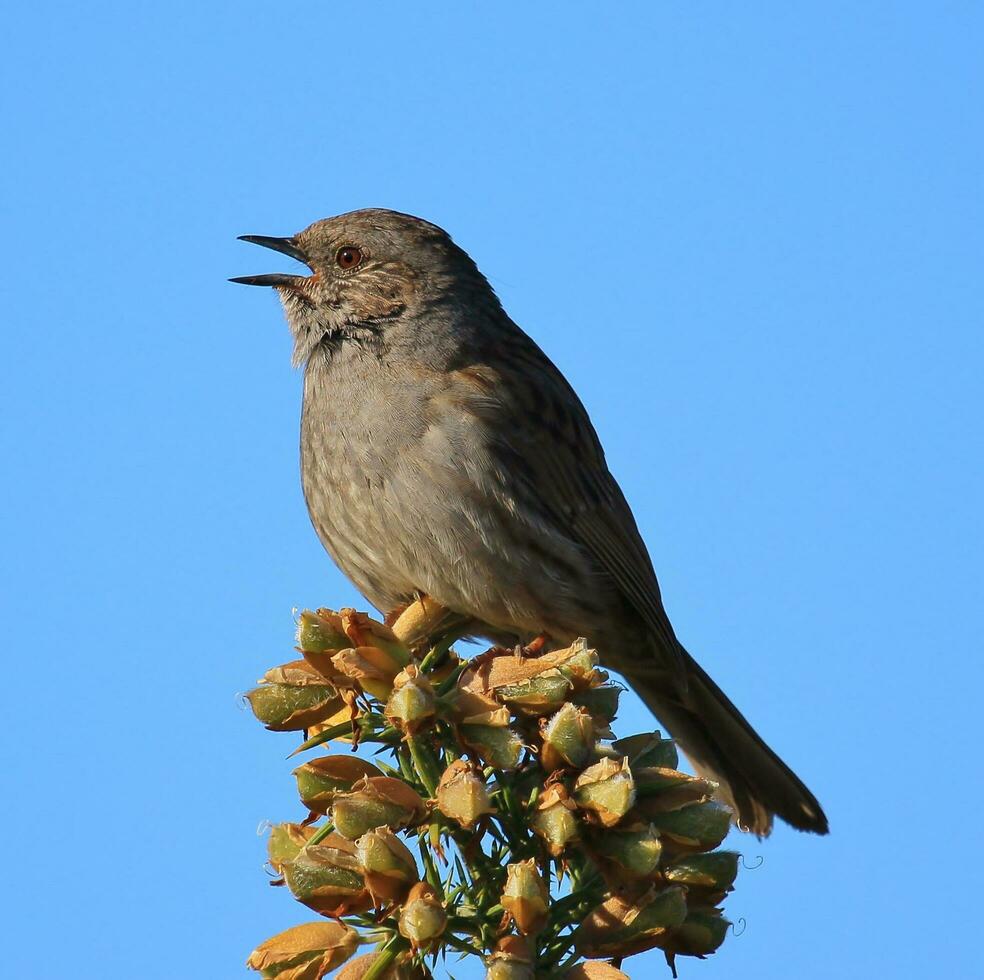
[232,208,828,836]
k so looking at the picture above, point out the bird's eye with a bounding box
[335,245,363,271]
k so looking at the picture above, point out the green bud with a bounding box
[296,609,349,653]
[292,756,384,815]
[610,732,678,769]
[648,801,732,851]
[592,824,662,878]
[282,838,370,917]
[540,703,594,772]
[245,661,342,732]
[331,776,428,840]
[634,767,717,814]
[574,757,636,827]
[459,723,524,770]
[663,906,730,958]
[267,823,317,874]
[572,685,621,726]
[664,851,739,892]
[496,670,572,716]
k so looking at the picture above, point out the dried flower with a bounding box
[435,759,493,828]
[485,936,535,980]
[575,886,688,958]
[398,881,447,949]
[502,859,549,935]
[574,757,636,827]
[355,827,419,903]
[530,783,580,856]
[384,665,437,732]
[267,823,318,875]
[246,920,358,979]
[539,702,594,771]
[281,836,371,917]
[245,661,343,731]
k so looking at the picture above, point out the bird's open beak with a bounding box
[230,235,309,287]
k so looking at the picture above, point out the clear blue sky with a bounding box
[2,3,981,978]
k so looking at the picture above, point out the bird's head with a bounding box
[232,208,489,365]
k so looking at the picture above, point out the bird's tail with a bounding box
[628,648,828,836]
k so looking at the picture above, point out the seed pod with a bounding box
[292,756,385,815]
[496,669,573,716]
[664,851,739,893]
[385,665,437,733]
[634,767,717,814]
[574,757,636,827]
[399,881,447,949]
[540,702,594,771]
[459,722,524,770]
[282,837,371,917]
[339,608,411,664]
[485,935,535,980]
[297,609,350,653]
[245,661,342,731]
[575,886,688,958]
[355,827,419,903]
[331,776,428,840]
[531,783,580,856]
[572,684,621,728]
[541,638,605,690]
[501,859,549,935]
[661,906,730,959]
[435,760,494,828]
[647,802,732,852]
[591,823,662,878]
[246,920,358,979]
[610,732,679,769]
[267,823,318,875]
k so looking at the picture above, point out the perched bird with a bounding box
[232,208,828,836]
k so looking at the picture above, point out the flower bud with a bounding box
[267,823,317,874]
[501,859,549,935]
[332,776,428,840]
[292,756,385,815]
[530,784,580,856]
[485,936,535,980]
[540,702,594,772]
[245,661,343,731]
[246,921,358,979]
[574,757,636,827]
[355,827,419,903]
[399,881,447,949]
[592,823,662,878]
[282,836,371,917]
[647,801,732,852]
[435,760,494,828]
[663,851,739,893]
[575,886,688,958]
[385,665,437,733]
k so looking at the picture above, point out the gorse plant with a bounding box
[244,598,739,980]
